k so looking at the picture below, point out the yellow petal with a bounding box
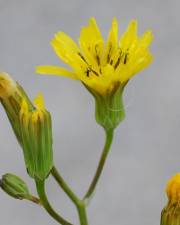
[119,20,138,49]
[79,18,104,69]
[20,99,28,113]
[34,93,45,110]
[36,65,77,79]
[55,32,79,52]
[107,17,118,47]
[51,32,82,67]
[79,17,104,52]
[88,17,103,40]
[139,30,154,48]
[103,17,119,64]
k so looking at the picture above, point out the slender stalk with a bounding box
[83,128,114,204]
[51,166,89,225]
[51,166,79,205]
[35,179,73,225]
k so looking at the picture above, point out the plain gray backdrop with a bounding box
[0,0,179,224]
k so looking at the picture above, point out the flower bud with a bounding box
[161,173,180,225]
[0,173,30,200]
[0,73,53,180]
[0,72,34,145]
[19,93,53,180]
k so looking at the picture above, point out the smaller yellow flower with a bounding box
[36,18,153,130]
[161,173,180,225]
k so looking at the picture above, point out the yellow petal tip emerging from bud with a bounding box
[34,92,45,110]
[0,72,16,97]
[166,173,180,202]
[21,99,29,113]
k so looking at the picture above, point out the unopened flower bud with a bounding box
[0,173,30,200]
[161,173,180,225]
[0,73,53,180]
[0,72,34,145]
[19,93,53,180]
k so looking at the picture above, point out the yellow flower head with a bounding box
[36,18,153,96]
[166,173,180,203]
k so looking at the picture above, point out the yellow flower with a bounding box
[36,18,153,130]
[161,173,180,225]
[36,18,153,96]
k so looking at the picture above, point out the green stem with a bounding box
[51,166,79,206]
[76,202,88,225]
[35,179,73,225]
[27,195,42,205]
[83,128,114,204]
[51,167,89,225]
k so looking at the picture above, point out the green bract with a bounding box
[161,203,180,225]
[86,83,125,130]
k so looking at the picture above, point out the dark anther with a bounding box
[107,44,112,63]
[78,52,87,63]
[86,69,90,77]
[96,55,100,66]
[86,67,99,77]
[91,68,99,76]
[114,50,122,69]
[124,53,129,64]
[95,45,100,66]
[110,59,113,65]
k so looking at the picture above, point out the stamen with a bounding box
[90,68,99,76]
[95,45,101,66]
[107,44,112,63]
[85,67,99,77]
[78,52,87,63]
[78,52,100,77]
[96,56,100,66]
[114,50,122,69]
[86,68,90,77]
[124,53,129,64]
[114,49,129,69]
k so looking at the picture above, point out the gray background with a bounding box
[0,0,179,224]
